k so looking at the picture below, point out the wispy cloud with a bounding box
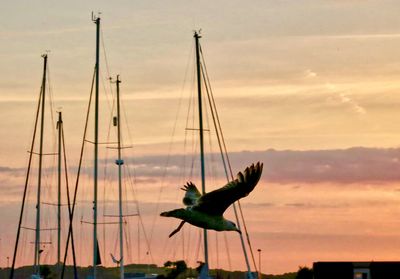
[0,166,25,174]
[304,69,317,78]
[302,33,400,40]
[325,83,366,115]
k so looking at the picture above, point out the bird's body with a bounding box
[160,162,263,237]
[161,208,236,232]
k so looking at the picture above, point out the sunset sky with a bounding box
[2,0,400,275]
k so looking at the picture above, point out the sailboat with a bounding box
[9,54,75,279]
[10,54,51,279]
[176,31,259,279]
[111,76,158,279]
[60,14,105,279]
[59,14,156,279]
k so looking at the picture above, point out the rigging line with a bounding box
[201,74,217,187]
[111,222,118,260]
[184,221,191,264]
[188,60,198,180]
[122,163,139,207]
[137,212,155,264]
[199,48,230,181]
[102,77,118,213]
[169,232,177,261]
[215,225,219,269]
[204,89,259,277]
[148,41,195,246]
[200,64,228,182]
[100,28,115,115]
[61,67,96,279]
[223,232,232,270]
[100,84,117,266]
[46,61,57,146]
[180,57,196,188]
[9,79,43,279]
[61,120,78,277]
[46,64,59,206]
[200,47,259,272]
[122,220,129,262]
[199,46,233,179]
[40,65,57,228]
[100,70,114,113]
[100,83,117,267]
[123,163,155,264]
[124,152,138,230]
[20,55,47,273]
[118,83,135,169]
[182,76,192,179]
[137,217,140,264]
[120,97,134,153]
[119,103,141,261]
[237,201,257,258]
[182,224,185,260]
[119,94,142,263]
[213,103,260,275]
[195,230,202,264]
[183,41,196,184]
[121,170,132,265]
[124,217,132,264]
[100,27,114,97]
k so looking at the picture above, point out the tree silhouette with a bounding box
[163,260,188,279]
[296,266,313,279]
[40,265,52,279]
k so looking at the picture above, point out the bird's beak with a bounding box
[236,229,242,234]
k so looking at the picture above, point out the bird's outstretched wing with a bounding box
[194,162,263,216]
[181,182,202,206]
[110,253,121,264]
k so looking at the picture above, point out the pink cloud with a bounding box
[105,147,400,184]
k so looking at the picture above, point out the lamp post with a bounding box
[7,256,9,279]
[257,249,262,279]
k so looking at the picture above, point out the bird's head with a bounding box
[225,220,242,234]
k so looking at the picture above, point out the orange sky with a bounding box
[2,0,400,275]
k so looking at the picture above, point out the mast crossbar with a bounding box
[21,226,58,232]
[81,221,126,225]
[103,213,139,217]
[27,151,58,156]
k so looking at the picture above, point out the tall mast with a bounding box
[57,111,63,274]
[93,14,101,279]
[197,34,256,278]
[34,53,48,276]
[194,31,209,276]
[115,75,125,279]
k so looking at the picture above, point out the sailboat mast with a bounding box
[34,53,48,276]
[115,75,125,279]
[194,31,209,273]
[93,15,101,279]
[57,111,63,273]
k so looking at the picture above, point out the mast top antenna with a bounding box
[41,52,49,59]
[92,11,101,22]
[193,29,202,38]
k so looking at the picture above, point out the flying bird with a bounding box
[160,162,263,237]
[110,253,122,265]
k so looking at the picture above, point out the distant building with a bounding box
[313,262,400,279]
